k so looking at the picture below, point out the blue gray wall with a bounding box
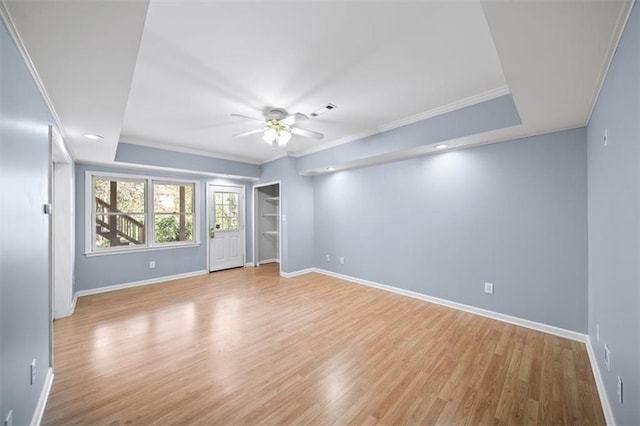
[313,128,588,332]
[258,157,314,273]
[587,2,639,423]
[0,19,53,425]
[74,163,253,291]
[116,142,260,179]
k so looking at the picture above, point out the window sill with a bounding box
[84,242,201,257]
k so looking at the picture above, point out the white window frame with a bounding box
[85,171,201,256]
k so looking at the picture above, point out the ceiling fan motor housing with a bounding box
[264,108,287,121]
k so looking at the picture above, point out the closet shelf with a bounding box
[262,213,279,217]
[263,231,279,236]
[264,197,280,202]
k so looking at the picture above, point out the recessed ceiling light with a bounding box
[326,166,336,171]
[83,133,103,140]
[435,144,448,150]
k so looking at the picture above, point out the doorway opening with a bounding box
[253,181,281,275]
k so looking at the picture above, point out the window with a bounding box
[214,191,239,230]
[94,177,146,248]
[87,172,199,254]
[153,182,194,243]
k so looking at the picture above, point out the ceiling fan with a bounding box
[231,108,324,147]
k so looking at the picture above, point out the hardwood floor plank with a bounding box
[44,264,605,425]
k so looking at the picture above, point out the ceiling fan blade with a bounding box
[282,112,309,126]
[291,127,324,140]
[231,113,265,123]
[233,128,263,138]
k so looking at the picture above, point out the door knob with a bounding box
[210,229,215,239]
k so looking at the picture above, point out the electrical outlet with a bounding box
[30,359,36,385]
[484,282,494,294]
[604,128,608,146]
[596,324,600,342]
[617,376,623,404]
[325,255,330,262]
[4,410,13,426]
[149,261,156,269]
[604,344,611,372]
[339,257,344,265]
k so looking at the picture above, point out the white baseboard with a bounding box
[284,267,587,343]
[280,268,315,278]
[257,258,280,265]
[586,337,615,425]
[30,367,53,426]
[54,294,77,319]
[245,262,255,267]
[75,270,207,297]
[71,294,77,314]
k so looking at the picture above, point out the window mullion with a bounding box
[147,178,153,247]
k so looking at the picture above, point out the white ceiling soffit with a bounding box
[121,0,507,164]
[481,0,633,132]
[2,0,149,163]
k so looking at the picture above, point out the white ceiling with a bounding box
[2,0,149,163]
[2,0,633,166]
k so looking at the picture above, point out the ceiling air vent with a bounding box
[311,103,337,117]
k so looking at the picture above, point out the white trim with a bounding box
[586,337,615,426]
[30,367,53,426]
[54,294,77,319]
[280,268,315,278]
[50,126,72,164]
[71,294,77,314]
[75,270,207,297]
[257,258,280,265]
[84,242,201,257]
[0,1,74,161]
[85,170,201,255]
[281,267,587,343]
[244,262,255,267]
[292,86,510,158]
[586,0,635,125]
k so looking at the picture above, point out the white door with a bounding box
[209,185,244,272]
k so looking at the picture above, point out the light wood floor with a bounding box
[44,264,604,425]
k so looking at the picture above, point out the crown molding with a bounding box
[0,0,75,161]
[291,85,510,158]
[586,0,635,125]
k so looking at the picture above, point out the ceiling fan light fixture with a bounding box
[263,119,293,147]
[277,130,291,146]
[263,128,277,144]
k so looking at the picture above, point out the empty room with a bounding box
[1,0,638,425]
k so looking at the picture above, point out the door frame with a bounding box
[49,125,73,368]
[206,182,246,272]
[51,126,75,320]
[252,180,282,275]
